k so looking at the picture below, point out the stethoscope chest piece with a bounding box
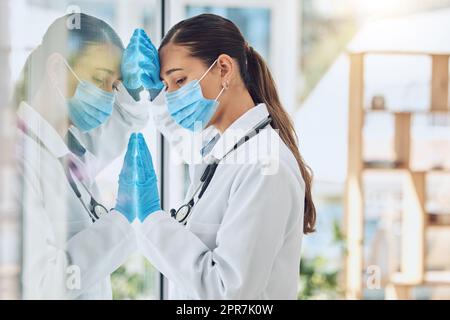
[173,205,190,223]
[92,202,108,220]
[171,199,194,224]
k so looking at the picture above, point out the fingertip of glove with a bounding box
[132,28,145,36]
[127,133,138,152]
[148,87,163,101]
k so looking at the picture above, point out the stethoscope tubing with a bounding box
[171,115,272,224]
[18,119,107,222]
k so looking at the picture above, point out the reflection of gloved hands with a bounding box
[115,133,161,223]
[115,133,138,222]
[121,29,164,102]
[136,133,161,222]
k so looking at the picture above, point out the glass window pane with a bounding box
[0,0,162,299]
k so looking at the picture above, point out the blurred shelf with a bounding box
[427,223,450,229]
[348,50,450,57]
[391,271,450,286]
[424,168,450,174]
[424,271,450,285]
[363,161,450,173]
[427,213,450,228]
[390,272,421,286]
[363,160,406,171]
[364,109,450,115]
[345,52,450,299]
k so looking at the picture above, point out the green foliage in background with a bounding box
[298,256,341,299]
[111,256,158,300]
[298,217,346,299]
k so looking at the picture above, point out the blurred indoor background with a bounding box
[0,0,449,299]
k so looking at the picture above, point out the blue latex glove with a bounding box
[115,133,138,222]
[136,133,161,222]
[121,28,164,101]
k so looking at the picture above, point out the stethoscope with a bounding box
[64,160,109,222]
[18,120,108,223]
[170,115,272,224]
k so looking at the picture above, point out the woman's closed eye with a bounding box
[176,77,186,86]
[161,77,186,91]
[92,76,105,87]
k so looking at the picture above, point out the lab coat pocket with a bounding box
[187,221,221,250]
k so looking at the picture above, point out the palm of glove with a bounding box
[121,29,164,101]
[136,133,161,222]
[116,133,161,223]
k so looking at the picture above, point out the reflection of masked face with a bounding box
[59,59,115,133]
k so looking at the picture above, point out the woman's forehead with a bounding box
[76,43,122,73]
[159,44,195,74]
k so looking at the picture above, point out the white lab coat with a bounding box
[17,84,149,299]
[138,100,305,299]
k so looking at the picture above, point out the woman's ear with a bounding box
[217,54,233,82]
[46,52,67,89]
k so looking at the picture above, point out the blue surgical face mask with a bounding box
[58,60,115,133]
[165,59,225,132]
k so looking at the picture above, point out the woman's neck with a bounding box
[212,85,256,133]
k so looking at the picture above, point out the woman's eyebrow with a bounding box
[96,67,114,75]
[165,68,183,76]
[160,67,184,81]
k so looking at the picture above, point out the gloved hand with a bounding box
[136,133,161,222]
[121,28,164,102]
[115,133,138,222]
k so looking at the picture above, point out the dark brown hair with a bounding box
[160,14,316,234]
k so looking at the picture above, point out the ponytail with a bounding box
[245,45,316,234]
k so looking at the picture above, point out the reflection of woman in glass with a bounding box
[14,13,146,299]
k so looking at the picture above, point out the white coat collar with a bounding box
[17,101,70,159]
[205,103,270,162]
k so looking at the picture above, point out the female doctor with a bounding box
[119,13,317,299]
[14,14,160,299]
